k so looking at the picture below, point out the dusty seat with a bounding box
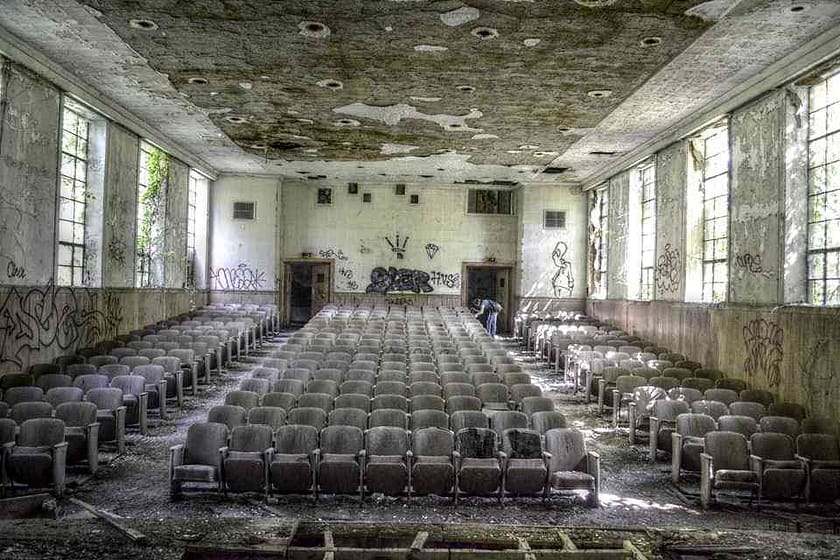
[270,424,319,497]
[6,418,68,496]
[454,427,504,502]
[223,424,273,495]
[317,425,364,499]
[503,428,549,499]
[170,422,229,499]
[364,426,410,497]
[545,428,599,507]
[410,427,455,497]
[750,432,805,501]
[700,431,759,508]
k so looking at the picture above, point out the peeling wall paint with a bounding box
[103,123,139,287]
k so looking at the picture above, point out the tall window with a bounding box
[808,70,840,305]
[591,187,609,298]
[136,142,168,288]
[638,163,656,300]
[700,122,730,303]
[58,104,90,286]
[186,171,201,287]
[467,189,514,215]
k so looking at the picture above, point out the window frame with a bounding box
[591,187,609,298]
[57,103,91,286]
[638,162,656,301]
[543,209,567,230]
[699,121,731,303]
[466,188,515,216]
[807,69,840,306]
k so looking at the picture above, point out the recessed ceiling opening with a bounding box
[317,79,344,90]
[187,77,208,85]
[471,27,499,40]
[640,36,662,47]
[225,116,248,124]
[129,18,158,30]
[456,85,475,93]
[299,21,331,38]
[587,89,613,98]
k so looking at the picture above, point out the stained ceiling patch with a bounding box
[334,102,483,131]
[440,7,480,27]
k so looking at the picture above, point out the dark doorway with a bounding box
[283,260,332,325]
[463,264,513,335]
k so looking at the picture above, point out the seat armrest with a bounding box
[750,454,763,476]
[170,444,185,469]
[405,450,414,461]
[52,442,68,496]
[586,451,601,494]
[700,452,713,471]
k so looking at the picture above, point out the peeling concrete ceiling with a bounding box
[1,1,839,184]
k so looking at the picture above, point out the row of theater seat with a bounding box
[170,304,602,505]
[0,302,278,497]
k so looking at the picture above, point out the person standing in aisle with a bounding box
[473,297,502,337]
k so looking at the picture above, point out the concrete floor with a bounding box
[2,331,840,559]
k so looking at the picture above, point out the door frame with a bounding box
[280,258,335,326]
[461,262,515,334]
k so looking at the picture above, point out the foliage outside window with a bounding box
[467,189,513,215]
[136,142,169,288]
[589,187,609,298]
[807,70,840,305]
[58,105,90,286]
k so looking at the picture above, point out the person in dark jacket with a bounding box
[473,297,502,337]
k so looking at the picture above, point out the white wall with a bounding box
[281,181,518,295]
[209,175,280,293]
[517,184,588,300]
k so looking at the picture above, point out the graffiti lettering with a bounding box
[6,260,26,280]
[319,248,349,261]
[551,241,574,297]
[0,280,123,372]
[339,267,354,280]
[743,318,784,388]
[655,243,681,294]
[209,263,267,291]
[425,243,440,260]
[429,271,460,289]
[107,239,128,266]
[365,267,433,294]
[735,253,774,279]
[386,296,414,306]
[346,280,359,290]
[385,234,409,260]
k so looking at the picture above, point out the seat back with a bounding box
[682,377,714,392]
[366,426,409,456]
[208,404,248,430]
[18,418,65,447]
[490,411,528,438]
[287,407,327,430]
[335,393,371,412]
[531,411,567,434]
[11,401,52,423]
[759,416,800,440]
[120,356,151,371]
[247,406,287,429]
[275,424,318,454]
[328,407,368,430]
[768,402,807,422]
[273,379,305,396]
[230,424,273,452]
[46,387,84,408]
[544,428,587,473]
[729,401,766,422]
[450,410,489,432]
[410,395,445,412]
[750,432,796,461]
[662,367,691,381]
[521,396,554,417]
[262,392,297,411]
[4,386,44,406]
[411,409,449,431]
[412,427,454,456]
[371,394,409,412]
[694,368,725,381]
[704,388,738,405]
[652,399,690,421]
[476,383,508,404]
[369,408,409,429]
[704,431,750,470]
[446,395,482,414]
[36,374,73,391]
[718,415,758,438]
[55,401,97,427]
[801,416,837,436]
[86,387,123,410]
[184,422,229,467]
[320,425,363,454]
[503,428,543,460]
[667,387,703,404]
[510,384,542,403]
[675,413,717,438]
[66,364,97,378]
[340,380,373,397]
[796,433,840,461]
[690,400,729,420]
[298,392,334,411]
[456,427,499,459]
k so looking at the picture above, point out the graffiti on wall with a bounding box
[429,271,460,289]
[655,243,682,294]
[743,318,784,388]
[5,259,26,280]
[319,248,349,261]
[385,234,409,259]
[339,267,359,290]
[425,243,440,260]
[735,253,774,279]
[365,267,433,294]
[799,338,834,414]
[209,263,267,291]
[551,241,574,298]
[0,280,124,371]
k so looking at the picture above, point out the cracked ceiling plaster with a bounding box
[2,1,838,185]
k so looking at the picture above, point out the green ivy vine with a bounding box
[136,147,169,285]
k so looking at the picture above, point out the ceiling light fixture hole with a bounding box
[456,85,475,93]
[587,89,613,98]
[188,77,208,85]
[225,116,247,124]
[129,18,158,30]
[790,5,805,12]
[471,27,499,40]
[640,36,662,47]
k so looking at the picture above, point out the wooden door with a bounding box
[311,262,331,314]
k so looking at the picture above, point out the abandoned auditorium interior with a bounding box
[2,1,840,559]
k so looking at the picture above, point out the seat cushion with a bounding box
[762,469,805,499]
[366,459,407,494]
[506,459,547,494]
[763,459,802,470]
[270,456,312,493]
[227,450,263,461]
[551,470,595,490]
[414,455,450,465]
[173,464,218,482]
[458,458,501,495]
[224,458,266,493]
[8,448,54,487]
[714,469,759,491]
[367,455,404,465]
[412,463,453,495]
